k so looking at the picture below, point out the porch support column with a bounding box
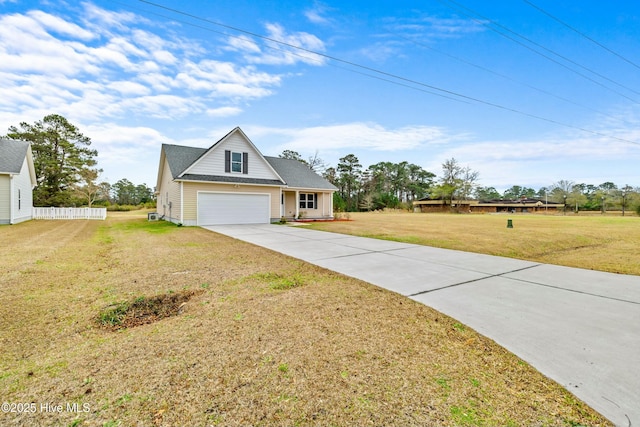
[330,191,333,218]
[295,190,299,219]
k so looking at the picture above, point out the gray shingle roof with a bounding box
[180,174,285,186]
[265,156,337,190]
[0,139,30,174]
[162,143,336,191]
[162,144,207,178]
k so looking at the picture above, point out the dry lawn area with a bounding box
[311,211,640,276]
[0,213,611,426]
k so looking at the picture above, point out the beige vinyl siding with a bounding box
[299,192,333,217]
[0,175,9,223]
[315,192,332,217]
[284,191,296,218]
[182,182,281,226]
[186,133,281,181]
[157,159,182,223]
[283,190,333,219]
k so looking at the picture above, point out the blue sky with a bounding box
[1,0,639,192]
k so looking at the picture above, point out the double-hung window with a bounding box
[231,152,243,173]
[299,193,315,209]
[225,150,248,174]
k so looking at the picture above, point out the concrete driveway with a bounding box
[203,223,640,426]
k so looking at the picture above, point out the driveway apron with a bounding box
[203,224,640,426]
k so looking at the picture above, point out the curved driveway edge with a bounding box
[203,223,640,426]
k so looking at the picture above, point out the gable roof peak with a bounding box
[0,138,31,174]
[177,127,284,183]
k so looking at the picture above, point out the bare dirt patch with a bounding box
[0,213,611,426]
[97,289,203,330]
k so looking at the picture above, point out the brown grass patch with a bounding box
[307,211,640,275]
[0,213,611,426]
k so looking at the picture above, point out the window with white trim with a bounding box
[231,152,243,172]
[299,193,315,209]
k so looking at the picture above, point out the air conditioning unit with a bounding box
[147,212,159,221]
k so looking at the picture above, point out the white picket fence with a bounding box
[33,207,107,220]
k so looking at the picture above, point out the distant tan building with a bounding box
[413,197,565,213]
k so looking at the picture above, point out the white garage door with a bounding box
[197,192,270,225]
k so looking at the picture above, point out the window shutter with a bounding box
[242,152,248,174]
[225,150,230,173]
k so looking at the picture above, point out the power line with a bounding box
[438,0,640,101]
[130,0,640,146]
[107,0,468,103]
[522,0,640,71]
[393,32,621,121]
[135,0,486,103]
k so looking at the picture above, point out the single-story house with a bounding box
[413,197,565,213]
[156,127,337,226]
[0,139,37,224]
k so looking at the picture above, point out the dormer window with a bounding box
[231,152,242,173]
[225,150,248,174]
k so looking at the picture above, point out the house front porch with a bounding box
[281,189,334,220]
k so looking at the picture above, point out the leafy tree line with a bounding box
[7,115,635,213]
[281,151,475,212]
[283,150,639,214]
[4,114,154,208]
[475,181,639,213]
[325,156,480,212]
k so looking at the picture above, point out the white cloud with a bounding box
[0,3,297,127]
[120,95,204,119]
[227,35,261,54]
[28,10,95,41]
[387,15,487,41]
[82,3,141,34]
[249,122,455,153]
[304,2,333,25]
[428,129,640,190]
[206,106,243,117]
[421,16,487,38]
[305,10,329,25]
[358,40,405,62]
[227,23,327,66]
[84,123,175,183]
[106,81,151,96]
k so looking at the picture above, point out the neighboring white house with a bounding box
[0,139,37,224]
[156,127,337,226]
